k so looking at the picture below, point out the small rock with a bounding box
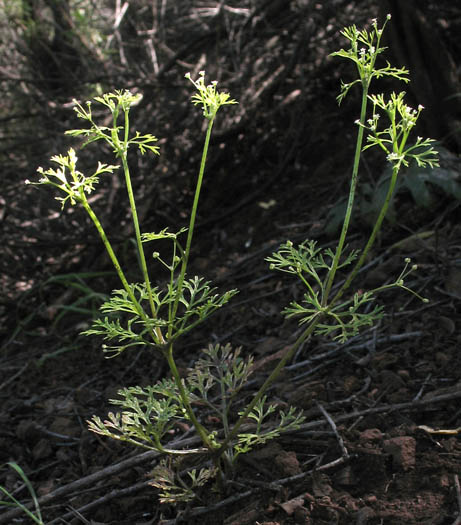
[275,450,301,476]
[380,369,406,389]
[438,316,455,336]
[312,472,333,497]
[279,496,304,516]
[49,416,80,438]
[364,494,377,504]
[397,369,410,381]
[439,473,450,488]
[359,428,383,443]
[335,465,356,486]
[248,441,281,460]
[383,436,416,470]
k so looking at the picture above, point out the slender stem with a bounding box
[322,83,369,304]
[322,18,389,305]
[164,344,214,450]
[330,164,400,306]
[161,117,216,453]
[169,116,215,335]
[80,199,149,325]
[217,148,397,458]
[218,367,230,438]
[121,110,164,345]
[214,314,324,460]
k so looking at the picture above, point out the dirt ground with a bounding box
[2,128,461,525]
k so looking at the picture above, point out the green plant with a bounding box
[149,458,217,504]
[212,15,438,463]
[0,462,44,524]
[28,73,303,485]
[28,15,439,505]
[326,145,460,232]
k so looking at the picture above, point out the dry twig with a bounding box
[452,474,461,525]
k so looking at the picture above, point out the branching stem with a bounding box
[331,164,399,305]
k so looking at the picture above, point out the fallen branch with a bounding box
[452,474,461,525]
[296,389,461,433]
[0,435,201,524]
[159,453,352,525]
[1,389,459,523]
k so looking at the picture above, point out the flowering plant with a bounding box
[27,16,438,504]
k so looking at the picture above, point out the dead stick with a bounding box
[297,389,461,433]
[0,435,201,524]
[1,390,459,522]
[452,474,461,525]
[159,454,351,525]
[317,401,348,458]
[48,479,153,525]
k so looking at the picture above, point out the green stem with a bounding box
[164,344,214,450]
[219,369,230,438]
[80,199,149,325]
[169,115,215,336]
[322,17,391,305]
[322,83,369,304]
[214,314,324,460]
[331,164,400,305]
[121,110,164,345]
[161,117,216,454]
